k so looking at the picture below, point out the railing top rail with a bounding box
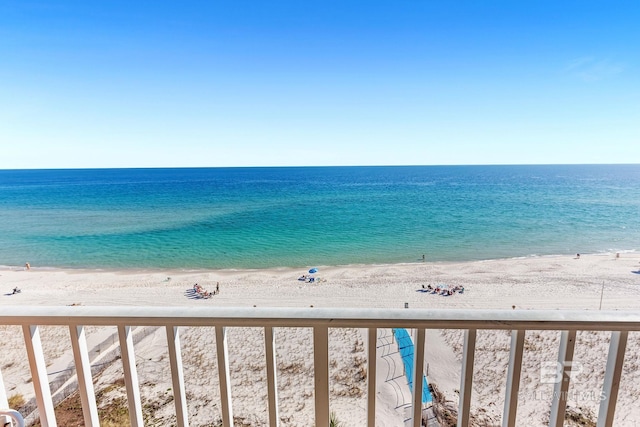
[1,307,640,330]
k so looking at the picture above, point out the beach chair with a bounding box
[0,409,25,427]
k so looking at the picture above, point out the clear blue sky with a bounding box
[1,1,638,168]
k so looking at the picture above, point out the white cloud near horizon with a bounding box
[565,56,625,82]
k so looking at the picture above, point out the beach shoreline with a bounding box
[2,252,639,310]
[2,253,640,426]
[2,249,638,275]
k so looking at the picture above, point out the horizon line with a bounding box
[1,162,639,171]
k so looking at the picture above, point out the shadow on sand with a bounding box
[185,288,209,299]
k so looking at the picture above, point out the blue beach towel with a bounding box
[392,328,432,403]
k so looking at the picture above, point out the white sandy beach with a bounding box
[1,253,640,426]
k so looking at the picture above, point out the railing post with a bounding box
[166,326,189,427]
[502,329,526,427]
[457,329,477,427]
[264,327,279,427]
[69,325,100,426]
[367,328,377,427]
[549,330,576,427]
[216,326,234,427]
[313,326,330,427]
[597,331,628,427]
[118,325,144,427]
[22,325,57,427]
[412,328,426,427]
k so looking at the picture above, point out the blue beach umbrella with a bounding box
[308,268,318,274]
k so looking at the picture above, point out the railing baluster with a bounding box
[22,325,57,427]
[166,326,189,427]
[264,326,279,427]
[313,326,330,427]
[597,331,628,427]
[69,325,100,426]
[367,328,377,427]
[502,329,526,427]
[458,328,477,427]
[118,325,144,427]
[549,330,576,427]
[216,326,234,427]
[412,328,426,427]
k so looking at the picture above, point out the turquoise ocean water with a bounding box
[0,165,638,270]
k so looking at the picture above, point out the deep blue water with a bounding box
[0,165,638,269]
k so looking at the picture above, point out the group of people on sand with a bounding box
[422,284,464,296]
[193,282,220,299]
[298,274,324,283]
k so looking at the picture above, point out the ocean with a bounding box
[0,165,638,270]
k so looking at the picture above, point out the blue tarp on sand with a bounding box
[392,328,432,404]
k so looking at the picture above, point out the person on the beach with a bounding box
[216,282,219,294]
[25,262,30,270]
[576,254,580,259]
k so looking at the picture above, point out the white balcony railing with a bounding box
[1,306,639,427]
